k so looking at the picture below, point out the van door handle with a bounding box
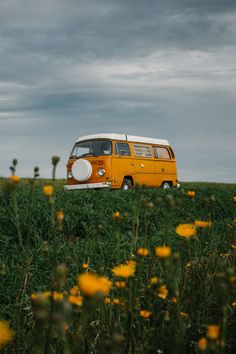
[131,163,135,166]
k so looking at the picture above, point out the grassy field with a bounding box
[0,173,235,353]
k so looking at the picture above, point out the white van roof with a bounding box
[76,133,169,146]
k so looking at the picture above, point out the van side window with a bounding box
[153,146,171,159]
[133,144,152,158]
[115,142,131,156]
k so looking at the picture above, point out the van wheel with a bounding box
[162,182,171,189]
[121,178,133,191]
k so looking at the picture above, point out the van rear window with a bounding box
[153,146,170,159]
[133,144,152,158]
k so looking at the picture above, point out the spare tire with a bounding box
[71,159,92,182]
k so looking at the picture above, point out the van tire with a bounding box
[162,181,171,189]
[121,178,133,191]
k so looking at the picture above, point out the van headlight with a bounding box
[97,168,105,177]
[67,171,73,179]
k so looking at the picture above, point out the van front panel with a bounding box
[67,156,112,185]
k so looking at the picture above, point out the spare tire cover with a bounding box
[71,159,92,182]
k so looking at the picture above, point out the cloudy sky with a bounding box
[0,0,236,181]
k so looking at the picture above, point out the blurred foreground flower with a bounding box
[0,320,14,349]
[43,185,53,197]
[9,175,20,184]
[112,262,136,278]
[187,191,196,198]
[104,297,111,304]
[198,337,208,351]
[206,325,220,340]
[82,263,89,270]
[77,273,111,296]
[180,311,188,318]
[112,298,123,305]
[115,281,126,288]
[70,285,80,296]
[176,224,196,238]
[137,248,149,257]
[155,246,171,259]
[31,291,64,302]
[139,310,152,319]
[56,210,64,222]
[68,295,83,307]
[113,211,121,220]
[150,277,158,285]
[157,285,168,299]
[194,220,212,228]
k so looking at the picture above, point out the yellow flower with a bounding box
[220,253,230,258]
[229,276,236,283]
[198,337,208,351]
[185,262,192,269]
[231,244,236,250]
[31,291,64,301]
[157,285,168,299]
[231,301,236,307]
[52,292,64,301]
[104,297,111,304]
[113,211,121,220]
[155,246,171,258]
[43,185,53,197]
[171,297,177,303]
[112,262,136,278]
[112,298,122,305]
[115,281,126,288]
[180,311,188,318]
[77,273,112,296]
[150,277,158,285]
[187,190,196,198]
[233,196,236,202]
[70,285,80,296]
[139,310,152,319]
[206,325,220,340]
[10,175,20,184]
[137,248,149,257]
[0,320,14,349]
[127,260,137,267]
[56,210,64,222]
[194,220,212,228]
[68,295,83,306]
[176,224,196,238]
[82,263,89,270]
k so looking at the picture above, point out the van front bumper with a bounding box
[64,182,111,190]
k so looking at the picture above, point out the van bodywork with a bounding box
[65,133,178,190]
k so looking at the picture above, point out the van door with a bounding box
[111,142,135,188]
[153,146,175,186]
[131,144,155,187]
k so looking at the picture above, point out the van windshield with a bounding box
[70,140,112,158]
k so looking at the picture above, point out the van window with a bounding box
[115,142,131,156]
[70,140,112,158]
[153,146,170,159]
[133,144,152,158]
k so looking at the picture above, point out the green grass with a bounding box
[0,179,235,353]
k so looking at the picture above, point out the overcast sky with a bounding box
[0,0,236,182]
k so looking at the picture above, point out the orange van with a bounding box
[65,133,179,190]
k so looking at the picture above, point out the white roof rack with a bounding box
[76,133,169,146]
